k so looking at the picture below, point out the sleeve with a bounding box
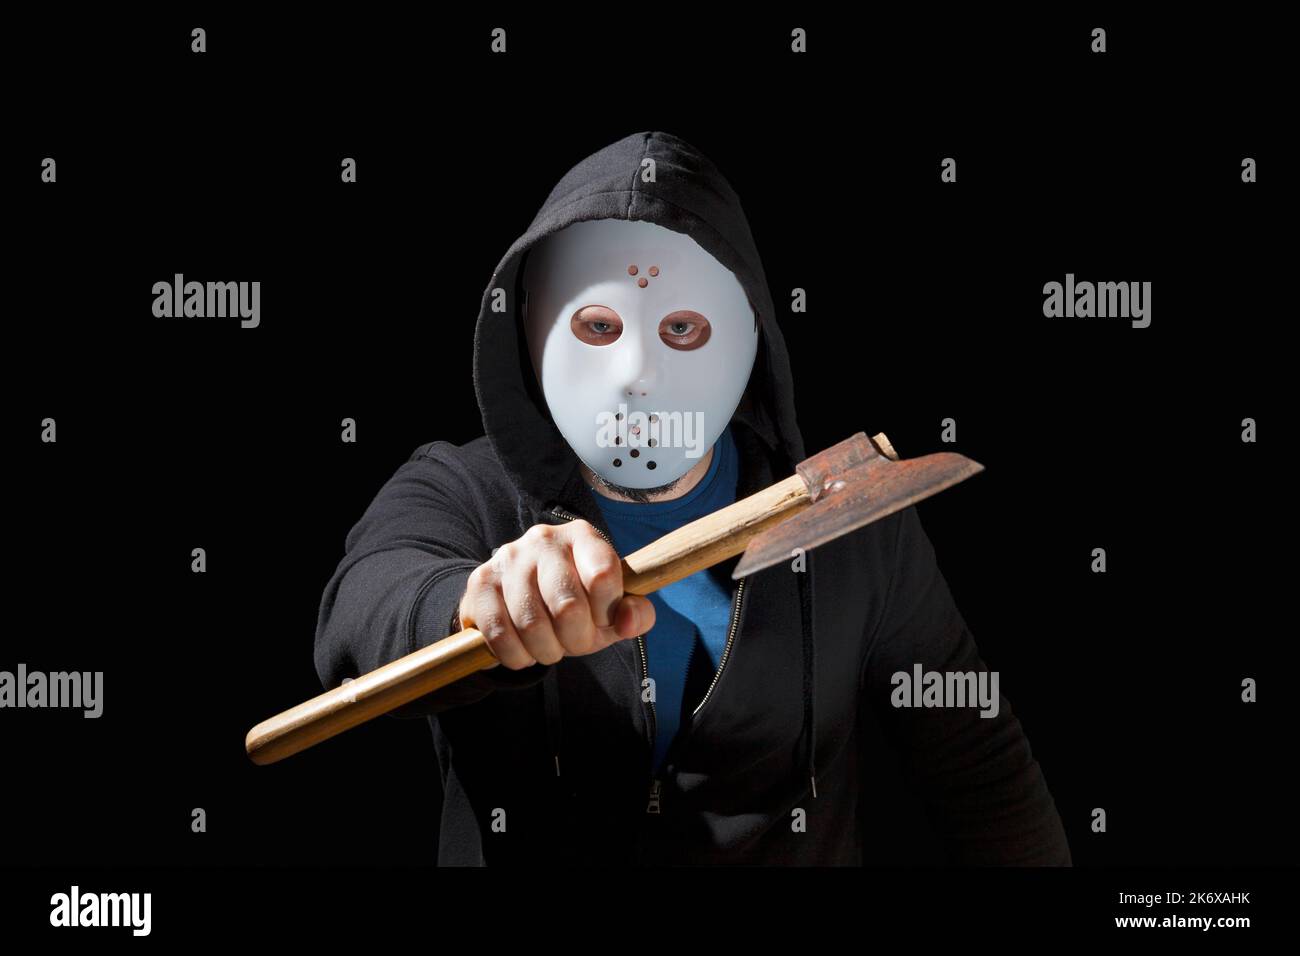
[860,506,1072,865]
[313,441,552,720]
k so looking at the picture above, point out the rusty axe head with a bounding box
[731,432,984,579]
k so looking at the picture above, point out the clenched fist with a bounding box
[458,519,656,670]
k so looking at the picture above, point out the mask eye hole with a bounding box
[659,311,711,351]
[570,305,623,345]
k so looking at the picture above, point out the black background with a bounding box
[3,5,1292,939]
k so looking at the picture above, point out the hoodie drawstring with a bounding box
[543,666,562,779]
[797,553,818,799]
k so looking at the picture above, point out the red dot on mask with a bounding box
[637,278,648,288]
[649,266,660,277]
[628,265,638,276]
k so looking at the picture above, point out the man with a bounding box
[314,131,1071,865]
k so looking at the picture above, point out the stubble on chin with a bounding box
[583,466,686,504]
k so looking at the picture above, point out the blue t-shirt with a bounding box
[592,425,740,773]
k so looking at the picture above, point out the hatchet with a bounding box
[245,432,982,765]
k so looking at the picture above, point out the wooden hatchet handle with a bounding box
[244,475,810,765]
[245,433,897,765]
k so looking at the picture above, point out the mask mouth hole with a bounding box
[612,459,622,467]
[646,461,657,470]
[630,450,640,458]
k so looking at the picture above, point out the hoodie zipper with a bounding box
[691,576,745,717]
[548,505,746,816]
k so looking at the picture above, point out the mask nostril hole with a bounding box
[646,461,656,470]
[630,449,640,458]
[612,458,622,467]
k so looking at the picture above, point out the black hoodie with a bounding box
[314,131,1072,866]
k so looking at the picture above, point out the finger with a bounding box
[567,524,624,628]
[465,572,534,670]
[536,541,598,656]
[501,562,565,666]
[612,594,655,640]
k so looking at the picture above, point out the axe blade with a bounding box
[732,449,984,579]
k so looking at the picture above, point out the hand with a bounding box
[458,520,656,670]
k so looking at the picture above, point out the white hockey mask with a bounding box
[521,218,759,489]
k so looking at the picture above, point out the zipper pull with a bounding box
[646,778,663,815]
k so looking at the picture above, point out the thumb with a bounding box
[613,594,655,639]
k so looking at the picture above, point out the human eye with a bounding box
[659,311,711,350]
[570,305,623,345]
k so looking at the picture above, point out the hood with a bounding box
[472,130,807,515]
